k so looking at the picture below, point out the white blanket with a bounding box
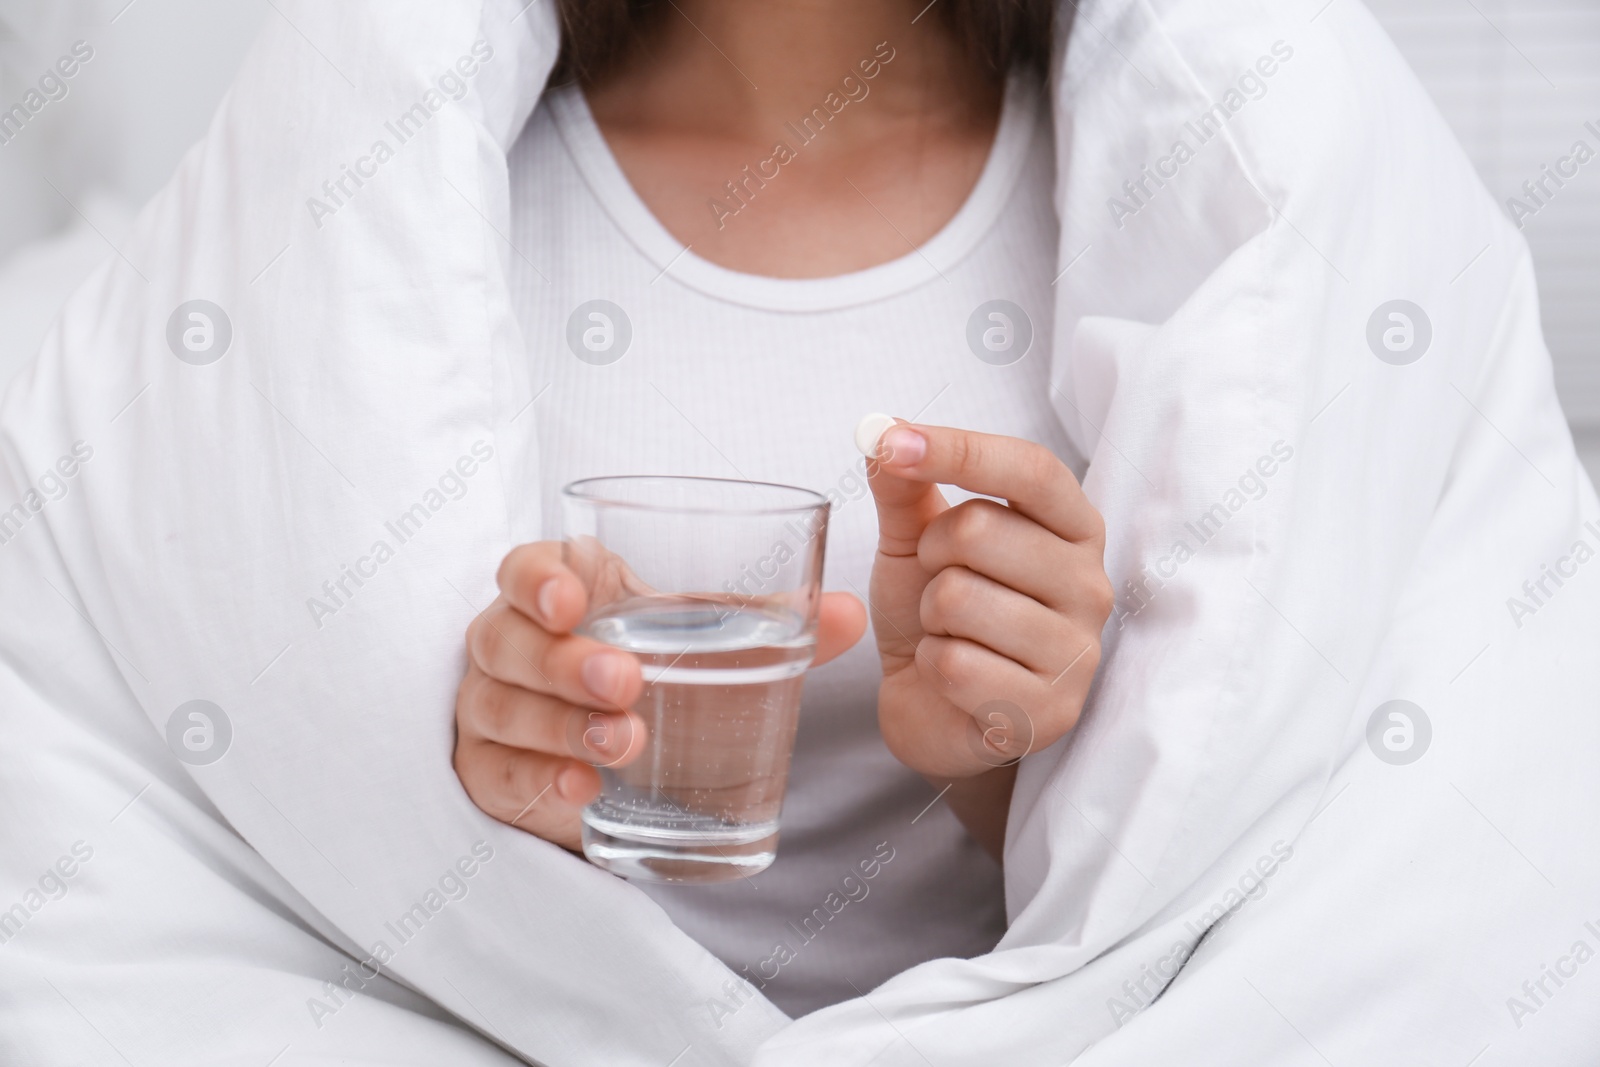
[2,1,1596,1064]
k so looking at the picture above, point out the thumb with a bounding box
[814,591,867,667]
[859,415,947,556]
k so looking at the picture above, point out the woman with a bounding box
[451,0,1113,1016]
[3,0,1595,1063]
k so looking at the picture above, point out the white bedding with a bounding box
[1,1,1596,1064]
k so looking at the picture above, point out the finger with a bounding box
[457,664,645,767]
[919,499,1112,616]
[815,591,867,667]
[916,635,1089,766]
[863,417,950,557]
[497,541,589,633]
[915,634,1048,719]
[453,736,599,850]
[467,599,643,711]
[919,566,1074,674]
[870,421,1102,545]
[879,661,1045,778]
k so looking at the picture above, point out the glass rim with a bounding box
[560,474,829,517]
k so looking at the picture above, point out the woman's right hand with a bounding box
[453,541,650,851]
[453,541,867,851]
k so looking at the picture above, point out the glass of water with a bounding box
[560,475,830,885]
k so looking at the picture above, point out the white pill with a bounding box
[854,412,898,458]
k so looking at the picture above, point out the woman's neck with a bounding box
[586,1,998,145]
[577,0,1007,278]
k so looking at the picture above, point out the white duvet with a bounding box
[2,0,1596,1064]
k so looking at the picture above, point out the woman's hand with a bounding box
[453,542,866,851]
[864,421,1113,857]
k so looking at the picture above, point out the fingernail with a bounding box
[580,714,618,757]
[882,427,926,465]
[557,764,590,803]
[581,651,630,705]
[536,577,561,626]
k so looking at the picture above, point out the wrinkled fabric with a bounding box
[1,1,1595,1065]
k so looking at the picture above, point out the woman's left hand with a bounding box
[864,421,1112,851]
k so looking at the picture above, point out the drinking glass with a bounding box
[560,475,829,884]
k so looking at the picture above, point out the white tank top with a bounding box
[507,72,1078,1016]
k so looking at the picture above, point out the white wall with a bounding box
[0,0,1596,472]
[0,0,267,251]
[0,0,266,384]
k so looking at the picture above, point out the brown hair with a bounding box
[549,1,1056,87]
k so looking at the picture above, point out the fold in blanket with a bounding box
[1,1,1596,1065]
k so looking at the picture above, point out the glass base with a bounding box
[581,806,778,885]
